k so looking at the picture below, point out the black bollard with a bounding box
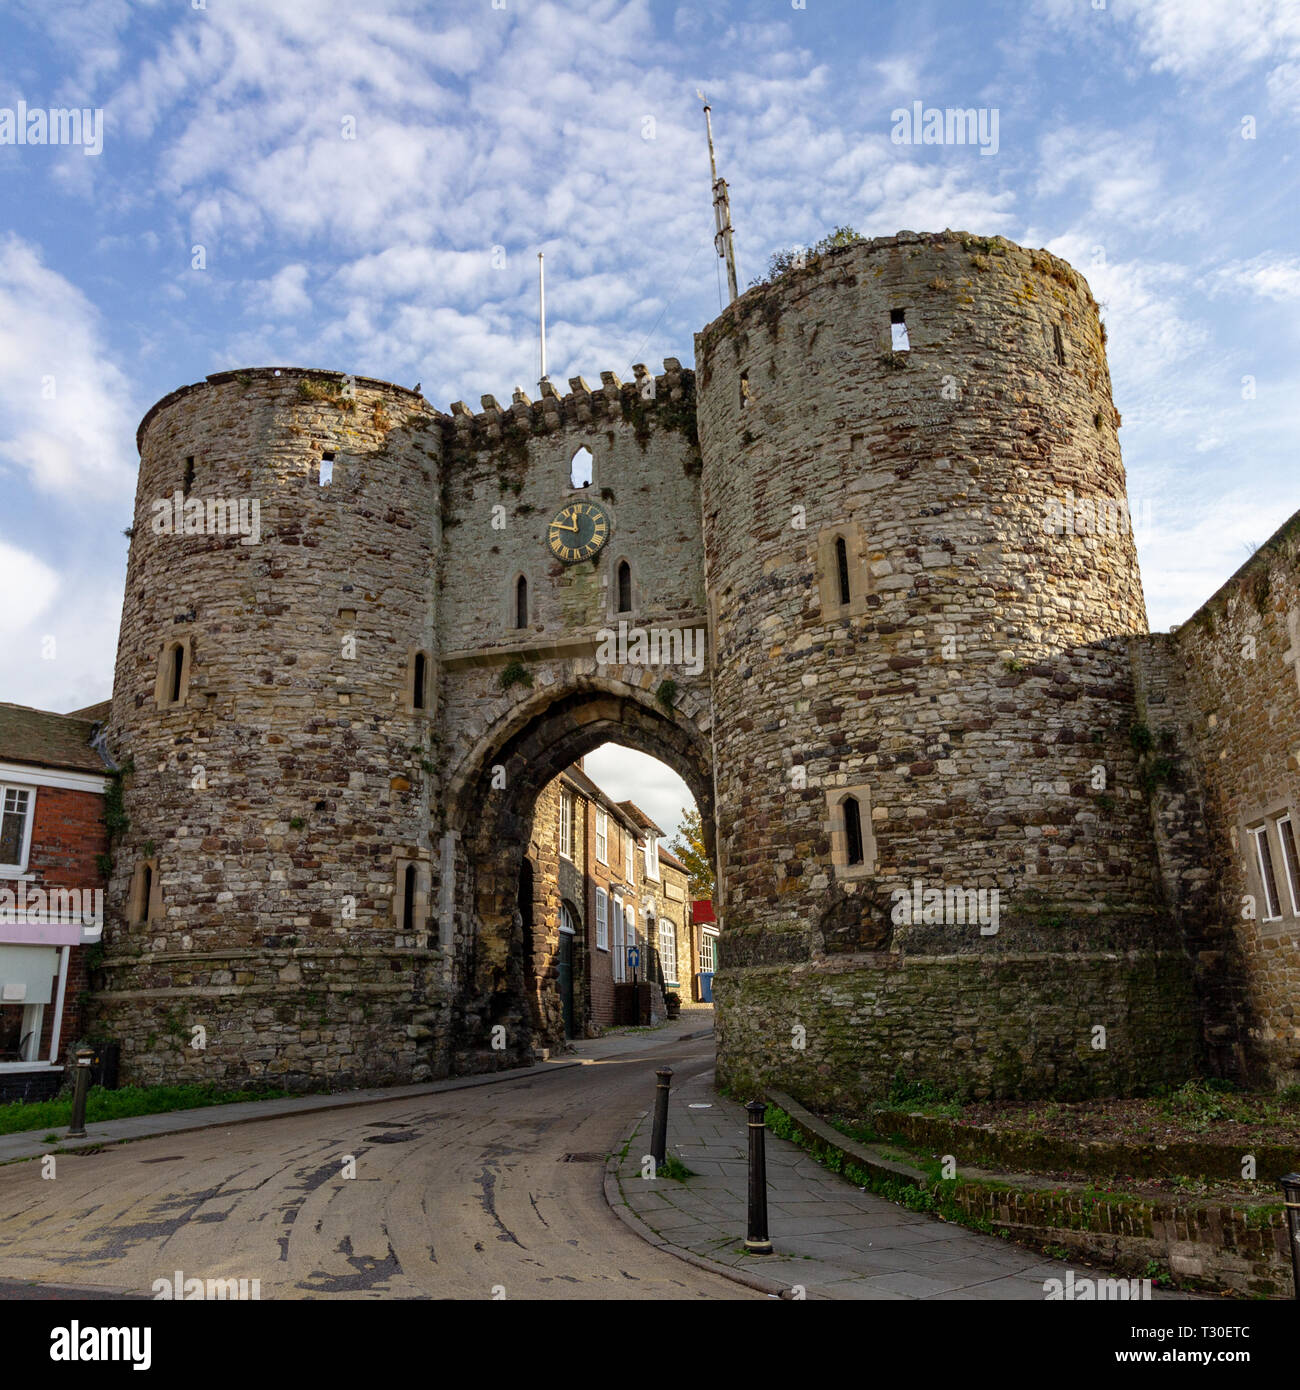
[1282,1173,1300,1300]
[650,1066,673,1168]
[744,1099,773,1254]
[66,1047,95,1138]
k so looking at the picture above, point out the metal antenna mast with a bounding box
[538,251,548,388]
[699,91,739,303]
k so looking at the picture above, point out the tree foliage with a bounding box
[668,806,715,901]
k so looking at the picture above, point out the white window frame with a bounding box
[644,836,659,880]
[558,790,575,861]
[624,828,635,883]
[595,808,607,865]
[1275,814,1300,918]
[612,894,625,981]
[0,943,69,1071]
[0,784,36,875]
[659,918,678,986]
[595,888,608,950]
[700,929,718,974]
[1249,823,1283,922]
[559,902,577,935]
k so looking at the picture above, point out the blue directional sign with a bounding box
[627,945,640,970]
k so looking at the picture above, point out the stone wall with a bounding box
[697,232,1197,1105]
[718,950,1199,1105]
[525,774,597,1044]
[437,363,704,660]
[91,229,1277,1106]
[1134,513,1300,1088]
[98,368,449,1089]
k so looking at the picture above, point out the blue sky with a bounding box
[2,0,1299,839]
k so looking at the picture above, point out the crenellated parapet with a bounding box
[443,359,695,455]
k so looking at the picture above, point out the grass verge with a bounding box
[0,1082,295,1137]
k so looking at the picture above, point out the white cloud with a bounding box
[1120,0,1300,87]
[258,264,312,317]
[0,235,138,500]
[0,541,59,635]
[1036,0,1300,121]
[580,743,699,848]
[1204,253,1300,304]
[1035,128,1204,233]
[1138,491,1300,630]
[1036,235,1205,391]
[0,558,122,713]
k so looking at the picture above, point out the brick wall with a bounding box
[13,783,106,1064]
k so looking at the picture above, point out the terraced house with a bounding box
[525,761,700,1041]
[0,701,112,1100]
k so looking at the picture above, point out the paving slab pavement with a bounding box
[608,1065,1200,1301]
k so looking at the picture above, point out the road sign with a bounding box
[627,945,640,970]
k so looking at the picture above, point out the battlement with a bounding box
[444,358,693,450]
[136,360,697,462]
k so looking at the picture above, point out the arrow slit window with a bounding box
[617,561,632,613]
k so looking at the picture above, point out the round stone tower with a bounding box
[98,367,447,1090]
[697,231,1198,1104]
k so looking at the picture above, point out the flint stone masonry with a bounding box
[93,232,1298,1104]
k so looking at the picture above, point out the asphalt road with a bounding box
[0,1032,754,1300]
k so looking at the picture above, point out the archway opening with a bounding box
[446,684,716,1069]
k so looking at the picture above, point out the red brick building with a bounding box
[0,701,112,1101]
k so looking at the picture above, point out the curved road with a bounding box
[0,1032,753,1300]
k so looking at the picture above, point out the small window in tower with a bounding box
[157,638,192,709]
[740,371,750,408]
[515,575,528,629]
[890,308,910,352]
[570,446,593,489]
[129,859,160,925]
[843,795,864,867]
[412,652,427,711]
[1052,323,1066,366]
[170,645,184,704]
[835,536,851,607]
[183,456,195,496]
[403,863,416,933]
[617,561,632,613]
[319,452,334,486]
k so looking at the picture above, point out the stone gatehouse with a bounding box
[87,230,1300,1106]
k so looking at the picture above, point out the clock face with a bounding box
[547,500,610,564]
